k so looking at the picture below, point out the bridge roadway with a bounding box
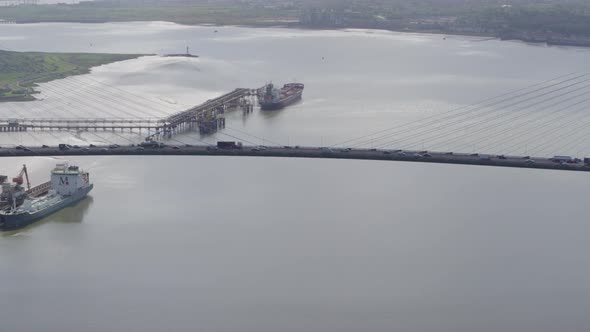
[0,145,587,172]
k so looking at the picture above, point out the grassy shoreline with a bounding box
[3,18,588,50]
[0,50,146,103]
[0,3,299,26]
[3,2,590,48]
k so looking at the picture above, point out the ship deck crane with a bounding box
[12,164,31,190]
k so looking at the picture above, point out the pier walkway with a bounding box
[0,87,258,137]
[154,88,257,139]
[0,118,162,132]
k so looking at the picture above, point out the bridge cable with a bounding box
[75,75,179,114]
[330,71,583,148]
[473,94,590,154]
[39,81,148,119]
[525,115,590,156]
[372,76,590,150]
[501,108,590,156]
[428,83,590,152]
[363,73,590,149]
[224,126,283,146]
[52,77,172,118]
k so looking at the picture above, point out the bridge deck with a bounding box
[0,145,587,173]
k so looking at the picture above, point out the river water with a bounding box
[1,22,590,332]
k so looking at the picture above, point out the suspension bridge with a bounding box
[1,72,590,172]
[0,144,588,172]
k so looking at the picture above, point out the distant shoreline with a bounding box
[4,18,590,49]
[2,0,590,49]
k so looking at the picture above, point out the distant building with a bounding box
[0,0,39,6]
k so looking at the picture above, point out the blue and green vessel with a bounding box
[0,163,93,231]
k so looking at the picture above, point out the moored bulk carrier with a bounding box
[0,163,93,231]
[258,83,304,110]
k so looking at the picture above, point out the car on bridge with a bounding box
[140,141,165,148]
[218,141,242,149]
[551,156,573,163]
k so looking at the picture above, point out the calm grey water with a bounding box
[1,23,590,332]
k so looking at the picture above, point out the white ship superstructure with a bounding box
[50,163,90,196]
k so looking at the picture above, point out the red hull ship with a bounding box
[258,83,304,110]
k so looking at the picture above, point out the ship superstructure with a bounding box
[0,163,93,231]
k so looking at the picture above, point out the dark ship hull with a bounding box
[260,93,302,110]
[259,83,304,110]
[0,185,93,231]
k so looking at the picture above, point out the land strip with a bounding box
[3,0,590,48]
[0,50,145,102]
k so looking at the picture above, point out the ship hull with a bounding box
[0,184,93,231]
[260,93,302,110]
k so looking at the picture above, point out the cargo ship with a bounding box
[0,163,93,231]
[258,83,304,110]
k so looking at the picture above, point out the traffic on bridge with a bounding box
[2,142,589,172]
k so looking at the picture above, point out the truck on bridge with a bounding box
[217,141,243,149]
[140,140,165,148]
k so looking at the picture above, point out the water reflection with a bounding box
[49,195,94,224]
[0,23,590,332]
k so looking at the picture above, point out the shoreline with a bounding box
[0,51,148,103]
[5,19,590,50]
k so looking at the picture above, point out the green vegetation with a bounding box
[0,2,299,26]
[300,1,590,46]
[2,0,590,46]
[0,50,143,102]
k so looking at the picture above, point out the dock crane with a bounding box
[12,164,31,191]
